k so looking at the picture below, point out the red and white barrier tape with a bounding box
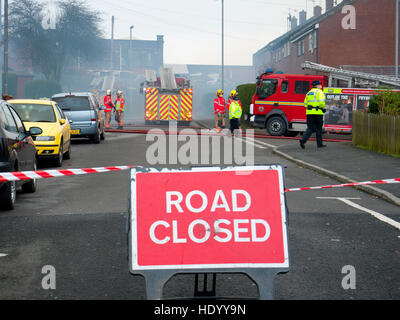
[285,178,400,193]
[0,166,134,183]
[1,167,399,195]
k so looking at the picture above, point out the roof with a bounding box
[51,92,93,98]
[8,99,54,105]
[255,0,357,54]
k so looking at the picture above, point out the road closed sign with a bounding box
[128,166,289,272]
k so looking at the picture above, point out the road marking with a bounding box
[253,139,277,149]
[317,197,400,231]
[0,254,8,258]
[237,137,270,150]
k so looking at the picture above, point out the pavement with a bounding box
[196,118,400,206]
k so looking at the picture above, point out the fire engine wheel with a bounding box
[266,116,287,136]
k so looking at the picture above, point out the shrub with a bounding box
[236,83,256,117]
[24,80,62,99]
[369,89,400,116]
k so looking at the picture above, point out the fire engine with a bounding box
[250,69,326,136]
[249,63,400,136]
[141,67,193,125]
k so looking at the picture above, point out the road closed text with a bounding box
[148,190,271,244]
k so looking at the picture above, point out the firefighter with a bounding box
[115,90,126,129]
[213,89,226,132]
[299,80,327,149]
[103,90,115,129]
[228,90,242,135]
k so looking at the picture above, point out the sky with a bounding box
[37,0,333,66]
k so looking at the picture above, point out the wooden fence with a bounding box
[352,111,400,156]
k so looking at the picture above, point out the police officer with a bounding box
[299,80,327,149]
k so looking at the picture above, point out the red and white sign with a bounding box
[129,166,289,271]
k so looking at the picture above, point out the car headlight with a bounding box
[36,136,56,141]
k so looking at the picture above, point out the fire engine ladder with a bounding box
[301,61,400,88]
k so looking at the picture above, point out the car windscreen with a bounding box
[52,96,91,111]
[11,104,56,123]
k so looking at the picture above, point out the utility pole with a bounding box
[110,16,114,70]
[221,0,224,93]
[396,0,399,79]
[2,0,8,95]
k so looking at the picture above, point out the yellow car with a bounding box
[9,99,71,167]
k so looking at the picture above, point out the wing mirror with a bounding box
[29,127,43,136]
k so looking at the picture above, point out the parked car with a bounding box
[51,92,105,143]
[0,100,43,210]
[9,99,71,167]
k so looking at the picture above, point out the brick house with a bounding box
[253,0,399,77]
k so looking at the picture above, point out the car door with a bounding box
[4,105,35,171]
[90,94,103,130]
[292,79,312,122]
[55,104,70,151]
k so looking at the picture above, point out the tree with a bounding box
[9,0,104,82]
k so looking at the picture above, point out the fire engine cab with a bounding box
[250,69,326,136]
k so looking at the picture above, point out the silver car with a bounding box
[51,92,105,143]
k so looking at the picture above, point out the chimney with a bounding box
[326,0,334,11]
[291,16,298,29]
[314,5,322,17]
[299,10,307,25]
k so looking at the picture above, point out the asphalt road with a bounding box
[0,128,399,300]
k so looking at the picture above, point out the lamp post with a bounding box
[396,0,399,79]
[2,0,8,95]
[221,0,224,93]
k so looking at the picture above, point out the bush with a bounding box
[24,80,62,99]
[369,89,400,116]
[236,83,256,117]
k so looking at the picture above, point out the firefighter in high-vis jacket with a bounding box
[213,89,226,132]
[114,90,125,129]
[299,80,327,149]
[103,90,115,129]
[228,90,242,135]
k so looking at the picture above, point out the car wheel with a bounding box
[55,144,63,167]
[22,161,38,193]
[0,181,17,210]
[91,130,101,144]
[63,143,71,160]
[266,116,287,136]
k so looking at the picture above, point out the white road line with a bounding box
[253,139,277,149]
[317,197,400,231]
[0,254,8,258]
[238,137,268,150]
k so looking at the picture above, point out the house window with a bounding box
[297,39,305,56]
[314,30,318,49]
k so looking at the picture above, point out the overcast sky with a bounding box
[39,0,335,66]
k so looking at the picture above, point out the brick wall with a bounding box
[319,0,398,67]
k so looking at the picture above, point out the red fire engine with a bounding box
[250,69,327,136]
[141,67,193,125]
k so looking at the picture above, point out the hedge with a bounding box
[236,83,257,118]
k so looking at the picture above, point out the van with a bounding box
[51,92,105,143]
